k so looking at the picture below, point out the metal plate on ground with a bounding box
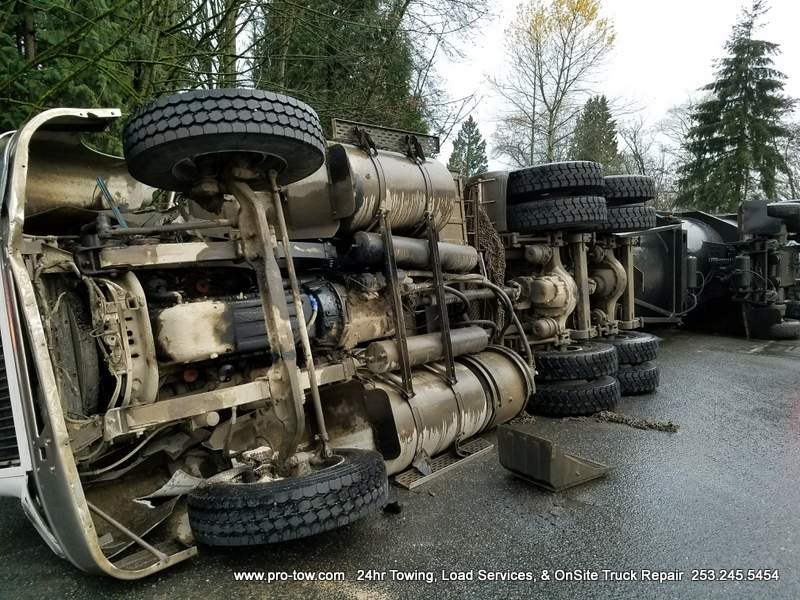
[497,424,610,492]
[394,438,494,490]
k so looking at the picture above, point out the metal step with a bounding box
[393,437,494,490]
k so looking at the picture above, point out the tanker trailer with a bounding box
[633,200,800,340]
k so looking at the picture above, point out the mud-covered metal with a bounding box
[512,238,577,344]
[329,143,455,233]
[0,101,538,580]
[466,171,509,233]
[364,326,489,374]
[347,232,478,273]
[588,238,627,334]
[2,107,198,578]
[22,129,155,217]
[566,233,596,339]
[153,295,308,363]
[363,346,533,475]
[226,175,305,467]
[305,280,394,349]
[86,272,159,405]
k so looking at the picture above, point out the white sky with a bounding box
[438,0,800,169]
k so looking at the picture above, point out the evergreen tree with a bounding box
[448,116,488,177]
[0,1,149,152]
[570,95,620,171]
[677,0,792,212]
[0,0,435,149]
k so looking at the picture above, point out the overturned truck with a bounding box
[0,90,536,577]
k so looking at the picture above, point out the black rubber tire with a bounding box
[603,331,659,365]
[603,175,656,205]
[767,319,800,340]
[507,161,604,202]
[507,196,607,233]
[123,88,326,191]
[767,201,800,220]
[601,204,657,232]
[785,301,800,320]
[530,376,620,417]
[187,449,388,546]
[617,362,659,396]
[534,342,618,382]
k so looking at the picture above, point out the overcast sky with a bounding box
[438,0,800,169]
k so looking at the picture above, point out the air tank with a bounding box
[347,231,478,273]
[364,326,489,374]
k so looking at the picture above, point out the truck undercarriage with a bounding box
[1,89,797,579]
[0,92,536,577]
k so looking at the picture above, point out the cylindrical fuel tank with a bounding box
[347,231,478,273]
[364,326,489,373]
[280,164,340,239]
[457,345,534,429]
[372,346,533,475]
[328,143,456,233]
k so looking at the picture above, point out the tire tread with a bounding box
[508,161,604,202]
[187,449,388,546]
[530,376,620,417]
[507,196,607,233]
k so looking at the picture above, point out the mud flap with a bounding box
[497,424,610,492]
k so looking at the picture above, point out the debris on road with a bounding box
[592,411,679,433]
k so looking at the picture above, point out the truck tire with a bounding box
[187,449,388,546]
[602,204,657,232]
[617,362,659,395]
[603,331,659,364]
[785,301,800,320]
[603,175,656,205]
[767,319,800,340]
[507,196,607,233]
[529,376,620,417]
[534,342,618,382]
[123,89,326,191]
[507,161,604,202]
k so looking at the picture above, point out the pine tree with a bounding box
[677,0,792,212]
[570,95,620,171]
[448,116,489,177]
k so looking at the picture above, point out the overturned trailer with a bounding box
[0,91,534,578]
[633,200,800,340]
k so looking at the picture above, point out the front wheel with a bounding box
[187,448,388,546]
[123,88,326,191]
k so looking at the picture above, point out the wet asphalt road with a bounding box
[1,329,799,599]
